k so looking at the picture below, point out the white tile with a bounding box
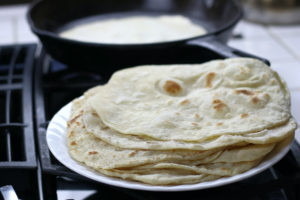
[17,32,37,43]
[268,25,300,38]
[228,37,294,62]
[15,16,37,43]
[16,16,32,34]
[291,90,300,122]
[0,18,15,44]
[0,17,13,32]
[0,35,14,45]
[0,4,28,18]
[295,128,300,144]
[291,90,300,143]
[270,58,299,67]
[279,37,300,60]
[232,20,270,39]
[271,61,300,90]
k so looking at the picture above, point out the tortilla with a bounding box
[90,58,291,142]
[83,101,291,152]
[60,15,206,44]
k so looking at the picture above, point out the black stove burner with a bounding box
[1,43,300,200]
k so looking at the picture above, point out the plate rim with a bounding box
[46,100,293,192]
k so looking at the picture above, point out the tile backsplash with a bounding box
[0,4,37,44]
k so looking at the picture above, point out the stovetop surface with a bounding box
[0,43,300,200]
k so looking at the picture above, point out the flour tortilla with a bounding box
[97,169,220,185]
[90,58,291,142]
[95,159,260,185]
[60,15,206,44]
[115,159,262,177]
[68,98,223,170]
[83,101,288,153]
[84,89,295,150]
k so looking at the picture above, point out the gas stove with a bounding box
[0,43,300,200]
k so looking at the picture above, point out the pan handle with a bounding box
[186,36,270,66]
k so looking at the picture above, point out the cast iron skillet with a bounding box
[28,0,269,75]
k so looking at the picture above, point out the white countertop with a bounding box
[0,4,299,143]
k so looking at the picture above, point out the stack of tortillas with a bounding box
[67,58,297,185]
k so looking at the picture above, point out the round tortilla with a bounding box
[60,15,206,44]
[89,58,291,142]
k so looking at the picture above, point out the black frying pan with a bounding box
[28,0,268,75]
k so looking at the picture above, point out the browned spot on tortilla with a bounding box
[164,120,175,126]
[175,112,180,116]
[75,121,81,126]
[251,96,260,104]
[129,150,139,157]
[195,113,200,119]
[264,93,270,99]
[163,80,182,95]
[101,126,109,130]
[69,111,83,124]
[262,74,268,79]
[71,141,77,146]
[68,131,74,138]
[92,112,98,117]
[180,99,190,105]
[88,151,98,155]
[213,99,222,104]
[146,141,154,145]
[206,72,216,88]
[217,122,223,126]
[271,79,276,84]
[235,89,254,96]
[191,122,198,126]
[241,113,249,118]
[240,67,247,74]
[213,99,227,112]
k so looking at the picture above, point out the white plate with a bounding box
[46,100,293,192]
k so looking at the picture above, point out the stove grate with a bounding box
[0,44,36,168]
[0,44,40,200]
